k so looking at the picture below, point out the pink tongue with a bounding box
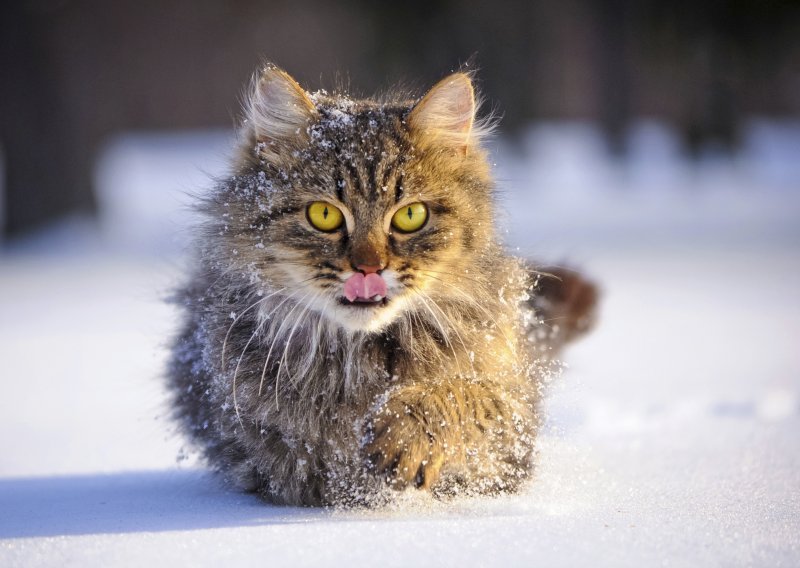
[343,273,388,302]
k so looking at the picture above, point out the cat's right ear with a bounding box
[408,72,480,155]
[242,65,318,163]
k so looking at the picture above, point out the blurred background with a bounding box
[1,0,799,238]
[1,2,799,559]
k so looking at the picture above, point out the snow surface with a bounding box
[1,121,799,567]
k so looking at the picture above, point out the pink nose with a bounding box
[357,264,382,275]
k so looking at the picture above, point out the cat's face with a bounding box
[216,67,494,333]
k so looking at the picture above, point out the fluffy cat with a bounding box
[168,64,597,506]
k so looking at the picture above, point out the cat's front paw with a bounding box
[363,398,448,490]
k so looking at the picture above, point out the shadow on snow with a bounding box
[0,469,325,538]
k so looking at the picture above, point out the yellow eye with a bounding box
[391,202,428,233]
[307,201,344,232]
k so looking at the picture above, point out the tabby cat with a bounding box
[168,64,597,506]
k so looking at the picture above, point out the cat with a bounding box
[168,64,597,507]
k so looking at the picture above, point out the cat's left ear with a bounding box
[408,72,478,154]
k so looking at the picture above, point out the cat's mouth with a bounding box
[338,295,389,308]
[340,272,389,308]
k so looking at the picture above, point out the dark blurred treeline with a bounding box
[2,0,799,236]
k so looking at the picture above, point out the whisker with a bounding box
[417,288,478,380]
[256,288,313,397]
[228,279,320,427]
[414,289,472,455]
[417,268,490,288]
[231,315,265,430]
[413,288,464,380]
[406,305,414,353]
[221,289,285,370]
[222,274,321,370]
[409,308,446,368]
[419,271,517,355]
[276,290,319,404]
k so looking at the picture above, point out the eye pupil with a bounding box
[407,207,413,220]
[323,207,329,219]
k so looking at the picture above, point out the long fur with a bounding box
[168,65,597,506]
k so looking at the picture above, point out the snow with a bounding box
[1,121,799,566]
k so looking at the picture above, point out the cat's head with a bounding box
[213,65,497,333]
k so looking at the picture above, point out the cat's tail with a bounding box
[524,264,599,357]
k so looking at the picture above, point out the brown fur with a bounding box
[168,64,597,506]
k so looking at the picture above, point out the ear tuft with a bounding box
[408,73,478,152]
[243,65,317,161]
